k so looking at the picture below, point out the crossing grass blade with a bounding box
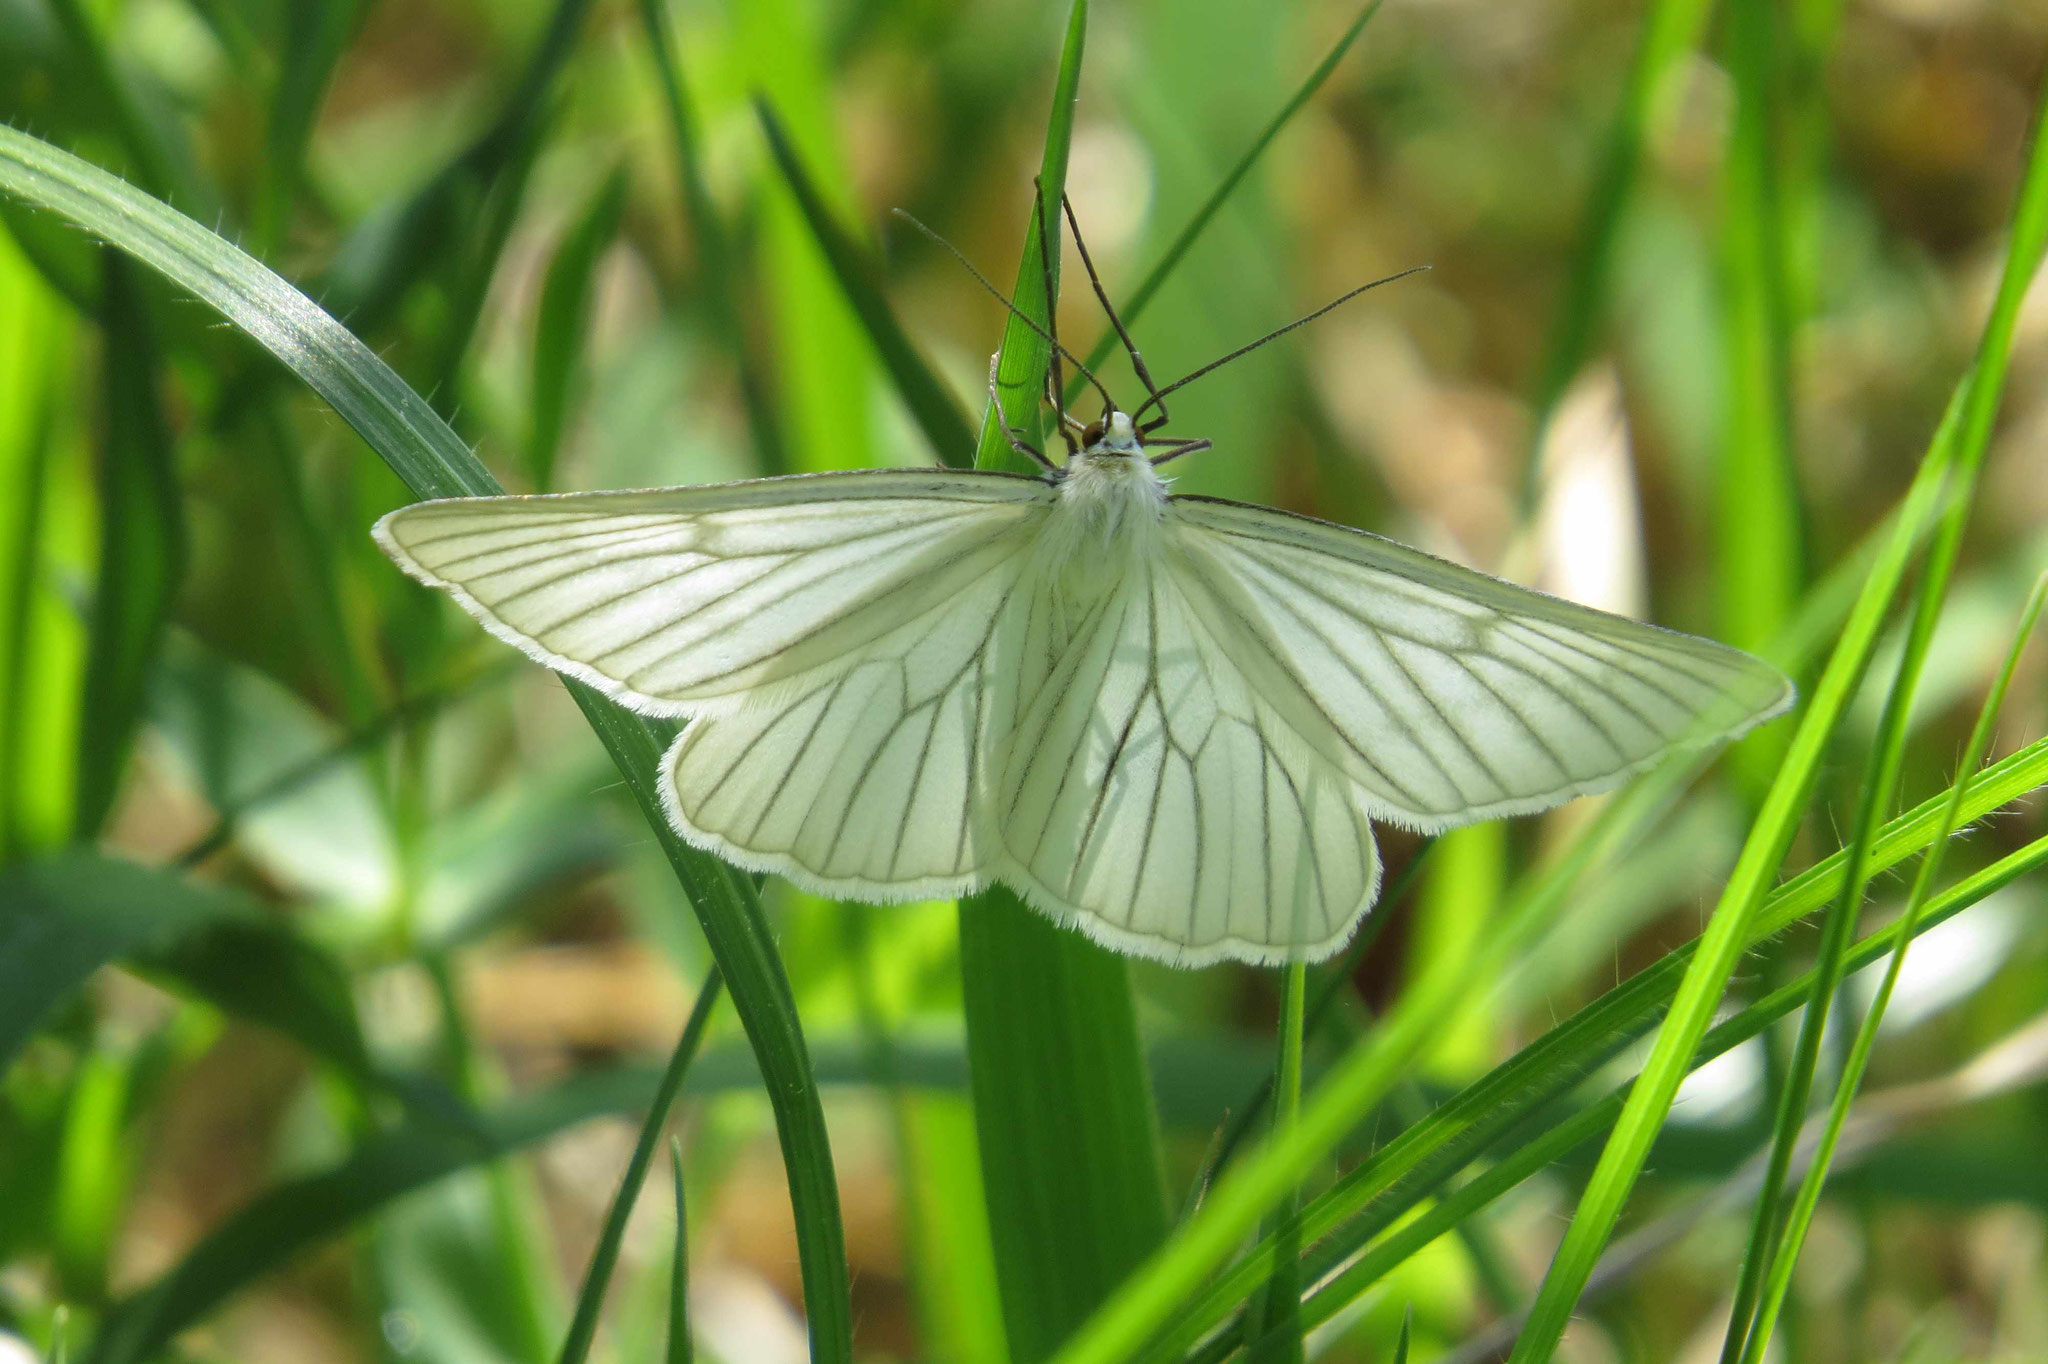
[1736,575,2048,1360]
[557,969,722,1364]
[1721,73,2048,1364]
[1132,733,2048,1361]
[1264,829,2048,1357]
[1505,102,2048,1337]
[0,123,856,1364]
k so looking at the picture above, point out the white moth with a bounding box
[373,404,1791,967]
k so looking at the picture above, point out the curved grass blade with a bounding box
[0,123,854,1364]
[558,968,722,1364]
[756,100,976,465]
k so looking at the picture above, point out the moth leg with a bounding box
[988,353,1058,472]
[1148,437,1212,468]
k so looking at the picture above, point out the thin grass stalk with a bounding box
[558,968,723,1364]
[667,1140,692,1364]
[1065,0,1384,399]
[1245,962,1308,1363]
[1737,575,2048,1360]
[1716,391,1968,1364]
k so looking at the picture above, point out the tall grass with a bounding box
[2,2,2046,1362]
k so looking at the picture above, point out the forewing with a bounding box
[374,469,1053,716]
[658,538,1032,899]
[1166,496,1794,829]
[996,557,1380,966]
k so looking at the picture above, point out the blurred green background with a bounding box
[3,0,2048,1360]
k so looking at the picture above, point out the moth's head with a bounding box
[1081,409,1141,456]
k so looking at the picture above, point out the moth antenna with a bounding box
[890,207,1117,416]
[1059,193,1165,424]
[1130,265,1431,424]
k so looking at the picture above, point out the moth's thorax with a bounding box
[1036,413,1166,608]
[1054,413,1165,529]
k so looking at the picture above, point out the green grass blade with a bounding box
[253,1,363,256]
[635,0,787,473]
[755,100,976,465]
[0,125,854,1364]
[1068,0,1383,393]
[73,255,184,841]
[973,0,1086,467]
[1126,728,2048,1361]
[954,7,1169,1358]
[557,968,722,1364]
[1523,0,1713,499]
[667,1139,692,1364]
[529,167,628,491]
[1736,576,2048,1360]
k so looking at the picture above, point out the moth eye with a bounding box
[1082,420,1104,446]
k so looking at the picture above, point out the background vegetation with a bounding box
[2,0,2048,1360]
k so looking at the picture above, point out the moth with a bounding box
[375,200,1791,966]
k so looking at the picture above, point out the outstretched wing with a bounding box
[659,546,1032,899]
[374,469,1053,716]
[1165,496,1794,830]
[996,556,1380,966]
